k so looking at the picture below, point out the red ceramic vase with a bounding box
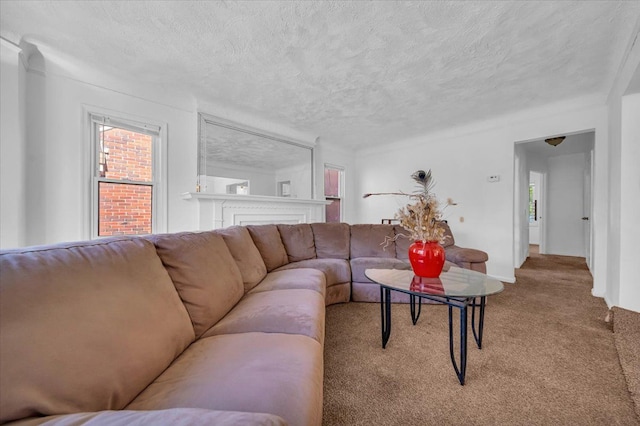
[408,240,445,278]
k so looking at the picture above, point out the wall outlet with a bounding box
[487,175,500,183]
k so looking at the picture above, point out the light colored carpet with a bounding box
[614,306,640,419]
[322,252,639,425]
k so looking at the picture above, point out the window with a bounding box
[90,112,164,238]
[324,164,344,223]
[528,183,537,223]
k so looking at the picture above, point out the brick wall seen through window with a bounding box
[97,127,153,236]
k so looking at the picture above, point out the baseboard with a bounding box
[490,274,516,283]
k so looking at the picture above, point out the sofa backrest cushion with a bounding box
[148,231,245,338]
[393,225,412,260]
[440,221,456,247]
[277,224,316,262]
[350,224,396,258]
[215,226,267,292]
[311,223,350,259]
[247,225,289,271]
[0,238,194,424]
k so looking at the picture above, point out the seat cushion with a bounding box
[250,269,326,298]
[0,238,194,424]
[350,257,411,283]
[126,333,324,426]
[201,289,325,344]
[350,224,396,258]
[215,226,267,292]
[247,225,289,272]
[310,223,350,259]
[277,224,316,262]
[10,409,287,426]
[274,258,350,287]
[147,231,245,338]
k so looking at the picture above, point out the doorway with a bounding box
[528,171,544,252]
[514,131,594,271]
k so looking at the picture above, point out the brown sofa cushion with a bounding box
[446,245,489,263]
[127,333,324,426]
[148,232,245,338]
[0,238,194,424]
[350,224,396,258]
[350,257,411,283]
[277,224,316,262]
[440,221,456,247]
[215,226,267,292]
[247,225,289,271]
[15,409,287,426]
[202,289,325,344]
[275,258,351,287]
[311,223,350,259]
[393,225,412,260]
[250,269,326,298]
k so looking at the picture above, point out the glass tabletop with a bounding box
[365,267,504,298]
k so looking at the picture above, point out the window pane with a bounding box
[324,168,340,197]
[98,182,152,236]
[98,126,152,182]
[326,198,341,223]
[528,184,535,223]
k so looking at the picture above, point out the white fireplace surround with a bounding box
[183,192,330,230]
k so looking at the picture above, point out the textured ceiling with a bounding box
[1,1,639,149]
[204,121,311,171]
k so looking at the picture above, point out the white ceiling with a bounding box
[522,132,594,158]
[1,1,639,150]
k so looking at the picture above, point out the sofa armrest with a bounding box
[445,245,488,272]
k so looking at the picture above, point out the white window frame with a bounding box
[324,163,345,222]
[85,108,167,239]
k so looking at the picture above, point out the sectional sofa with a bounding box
[0,222,487,426]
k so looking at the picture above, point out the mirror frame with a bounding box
[197,113,316,198]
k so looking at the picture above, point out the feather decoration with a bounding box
[363,169,456,245]
[411,169,435,196]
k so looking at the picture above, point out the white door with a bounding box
[583,150,593,269]
[546,153,586,257]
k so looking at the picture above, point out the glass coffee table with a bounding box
[365,267,504,385]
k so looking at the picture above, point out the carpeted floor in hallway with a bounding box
[322,250,638,425]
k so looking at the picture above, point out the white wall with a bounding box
[606,21,640,312]
[18,49,198,245]
[0,40,27,249]
[355,99,608,286]
[514,143,529,267]
[1,43,356,248]
[618,92,640,312]
[546,153,587,257]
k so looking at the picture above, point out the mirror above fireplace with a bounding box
[197,113,315,199]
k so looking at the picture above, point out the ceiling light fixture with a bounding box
[545,136,566,147]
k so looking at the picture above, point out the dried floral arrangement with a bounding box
[363,169,455,244]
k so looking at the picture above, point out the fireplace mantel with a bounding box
[182,192,330,230]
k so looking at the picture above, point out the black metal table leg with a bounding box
[380,287,391,348]
[410,294,422,325]
[471,296,486,349]
[448,303,468,385]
